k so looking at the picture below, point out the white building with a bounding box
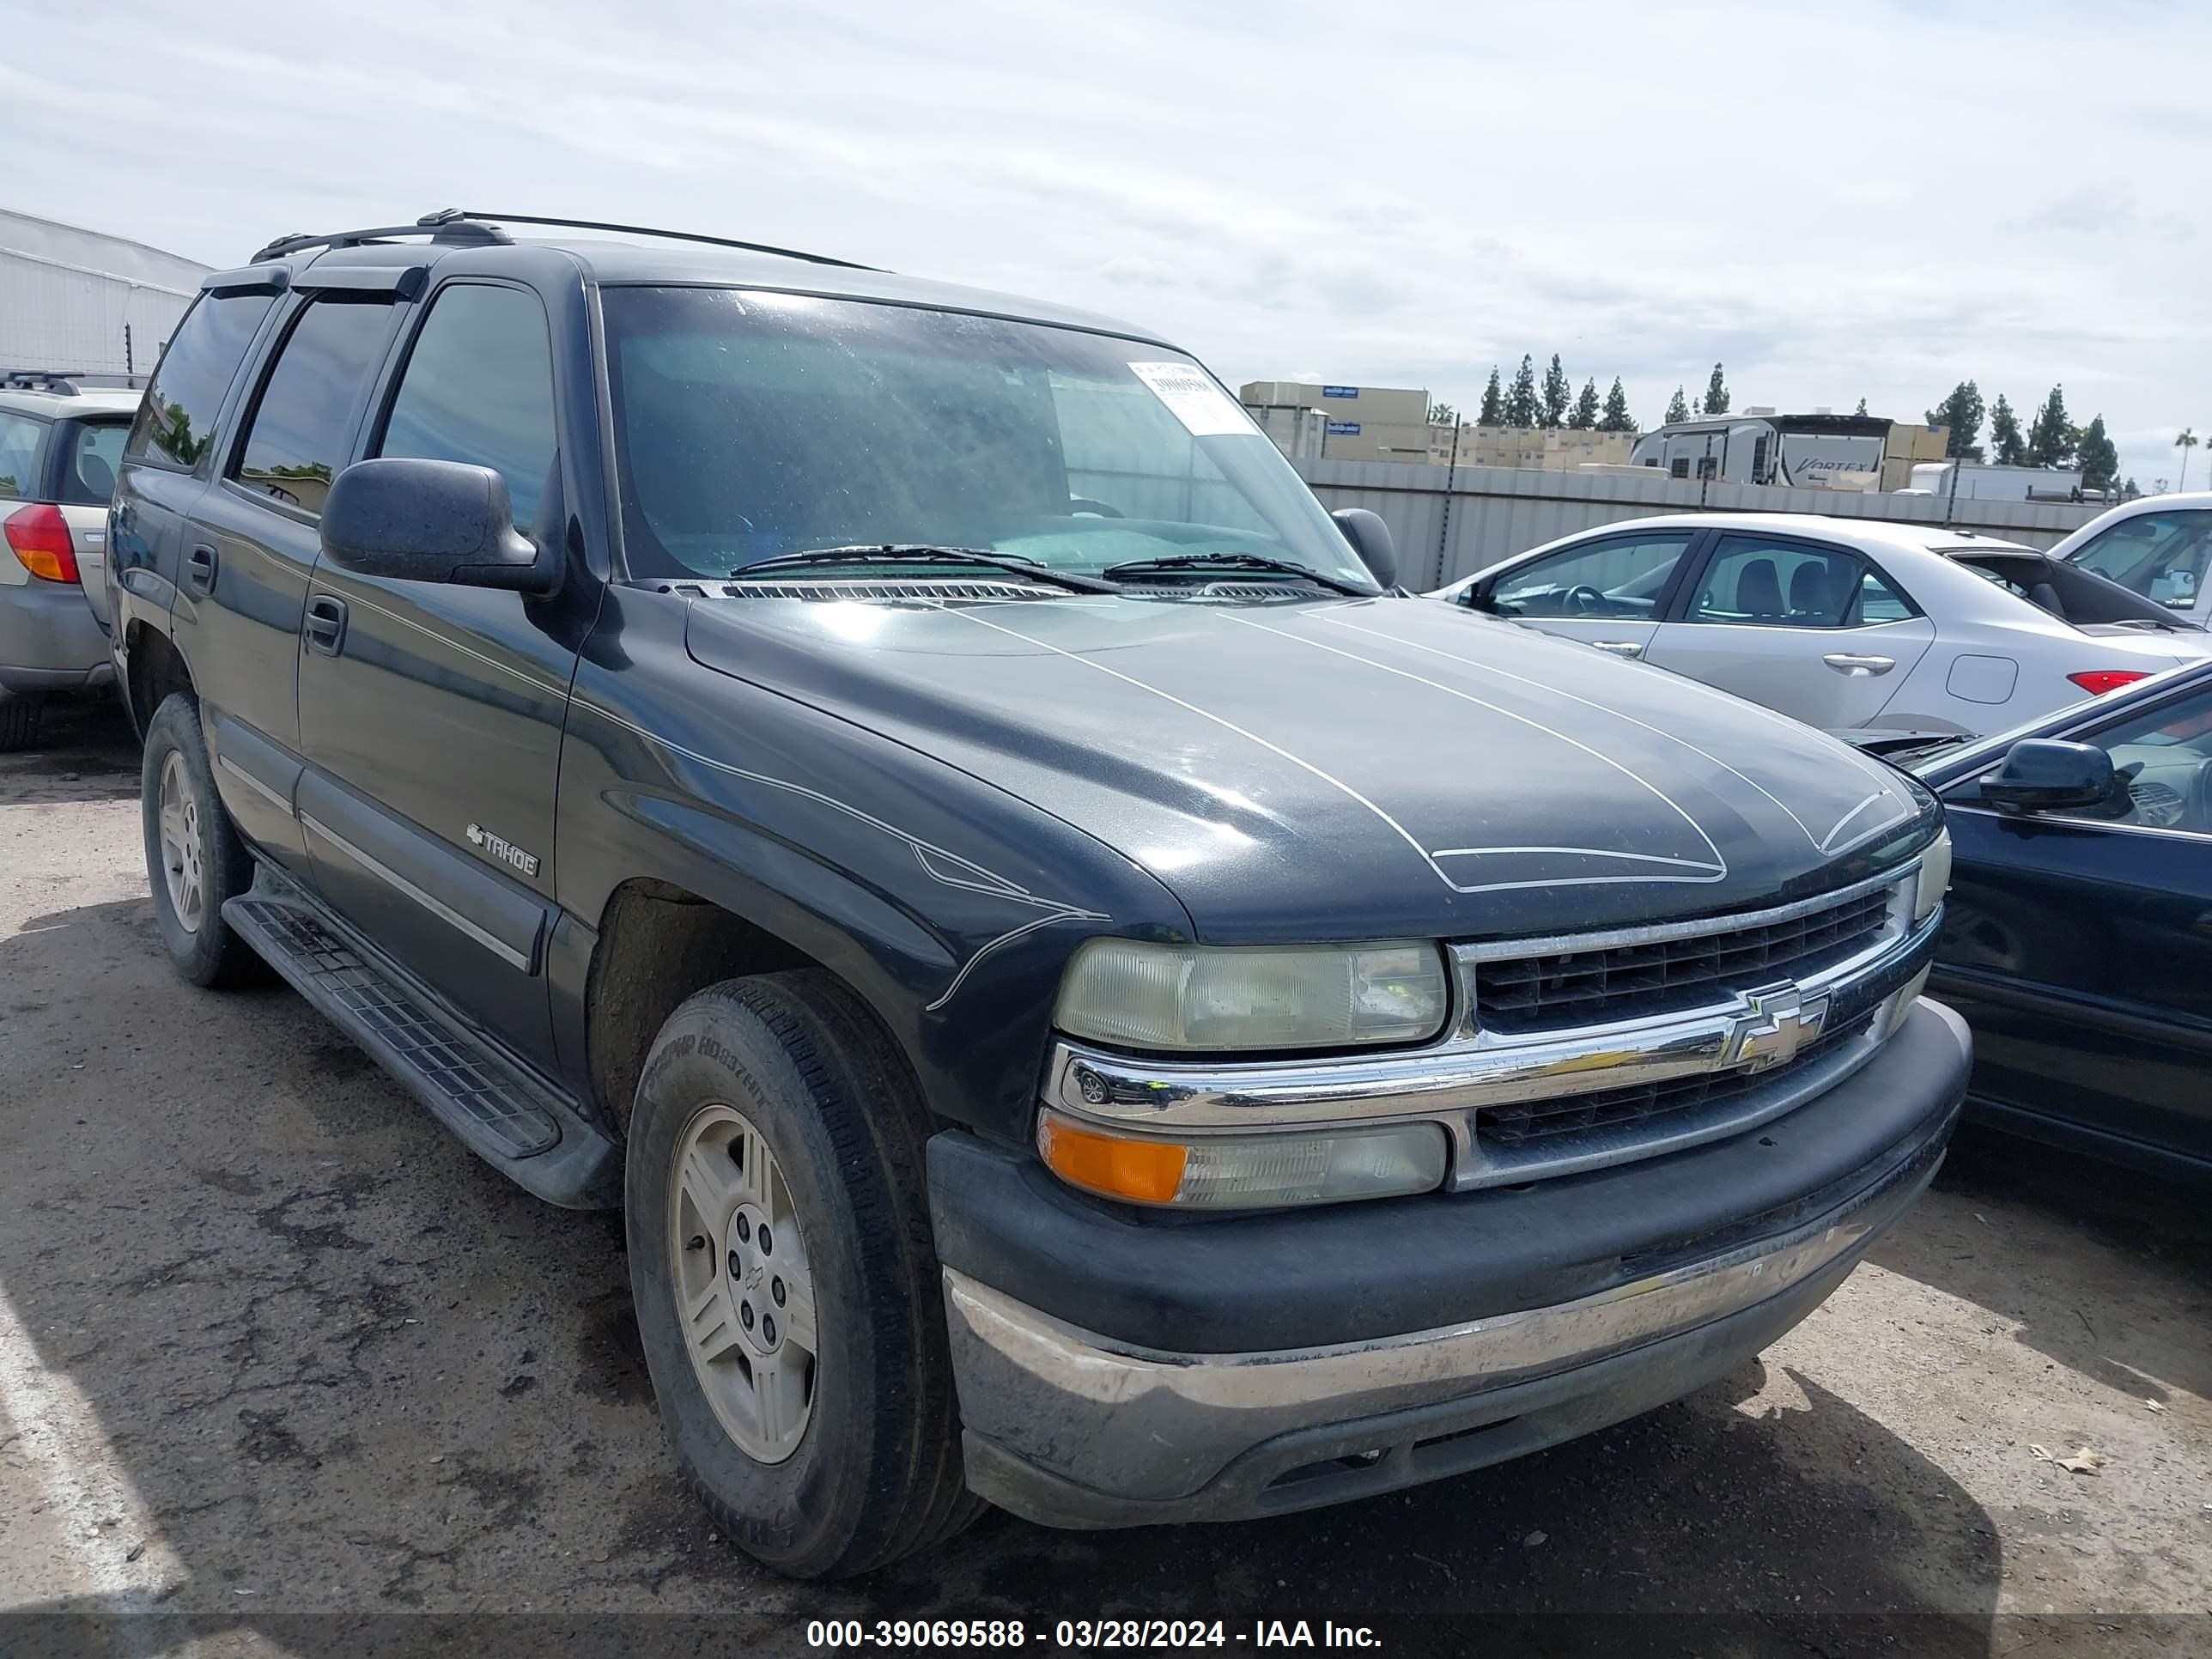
[1,210,210,383]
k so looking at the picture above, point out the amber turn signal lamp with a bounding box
[1036,1111,1188,1206]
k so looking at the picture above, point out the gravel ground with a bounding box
[3,697,2209,1658]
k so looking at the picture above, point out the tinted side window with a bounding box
[2068,687,2212,834]
[376,285,558,532]
[125,293,276,471]
[1962,687,2212,834]
[1491,533,1692,619]
[1685,536,1891,628]
[0,412,43,501]
[232,300,397,516]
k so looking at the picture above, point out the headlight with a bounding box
[1054,939,1450,1052]
[1912,829,1952,922]
[1036,1109,1449,1209]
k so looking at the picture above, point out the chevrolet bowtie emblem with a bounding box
[1729,983,1828,1072]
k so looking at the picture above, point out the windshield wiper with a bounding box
[1099,551,1371,596]
[729,544,1121,595]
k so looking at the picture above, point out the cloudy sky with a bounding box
[9,0,2208,488]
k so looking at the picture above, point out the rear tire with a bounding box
[139,693,267,988]
[626,970,980,1579]
[0,689,41,752]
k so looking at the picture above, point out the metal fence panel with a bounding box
[1295,458,2105,589]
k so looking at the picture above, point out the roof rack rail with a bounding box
[249,211,514,264]
[1,370,95,395]
[248,210,882,275]
[449,210,882,271]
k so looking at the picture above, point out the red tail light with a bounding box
[2067,669,2151,696]
[4,504,79,584]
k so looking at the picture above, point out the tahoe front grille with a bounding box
[1471,884,1893,1034]
[1479,1012,1877,1151]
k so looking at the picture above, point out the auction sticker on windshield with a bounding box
[1129,361,1251,437]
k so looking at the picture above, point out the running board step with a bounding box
[224,887,620,1207]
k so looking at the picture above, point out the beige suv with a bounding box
[0,372,137,749]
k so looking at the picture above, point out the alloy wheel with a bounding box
[157,750,206,933]
[668,1103,819,1462]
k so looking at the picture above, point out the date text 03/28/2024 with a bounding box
[805,1620,1383,1649]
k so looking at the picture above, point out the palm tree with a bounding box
[2176,428,2200,492]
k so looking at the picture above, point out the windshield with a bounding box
[599,287,1373,588]
[2063,509,2211,611]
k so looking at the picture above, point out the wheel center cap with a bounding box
[727,1206,775,1352]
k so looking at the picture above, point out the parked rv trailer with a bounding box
[1628,413,1891,491]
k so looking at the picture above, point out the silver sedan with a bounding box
[1426,512,2212,741]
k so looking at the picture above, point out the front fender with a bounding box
[555,589,1192,1144]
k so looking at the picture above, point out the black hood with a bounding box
[684,592,1936,941]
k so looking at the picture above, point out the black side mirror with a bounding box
[1979,738,2117,814]
[322,458,561,597]
[1331,507,1397,589]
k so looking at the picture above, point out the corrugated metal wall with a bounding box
[0,212,210,378]
[0,255,196,375]
[1294,458,2106,589]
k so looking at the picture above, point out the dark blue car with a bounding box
[1914,659,2212,1178]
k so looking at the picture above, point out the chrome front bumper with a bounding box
[946,1057,1955,1529]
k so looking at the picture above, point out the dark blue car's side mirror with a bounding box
[1980,738,2117,814]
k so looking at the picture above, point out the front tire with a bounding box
[626,971,979,1579]
[139,693,266,988]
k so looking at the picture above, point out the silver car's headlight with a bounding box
[1912,829,1952,922]
[1054,939,1450,1053]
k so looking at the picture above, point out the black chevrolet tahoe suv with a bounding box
[111,210,1969,1579]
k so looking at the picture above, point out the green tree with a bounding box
[1703,362,1729,416]
[1665,385,1691,424]
[1569,378,1601,430]
[1988,394,2027,465]
[2121,477,2142,501]
[2027,386,2075,467]
[1502,355,1539,428]
[1598,377,1637,433]
[2075,415,2119,492]
[2177,427,2201,492]
[1540,354,1572,428]
[1926,380,1986,462]
[1854,397,1869,416]
[1428,400,1456,426]
[1477,368,1504,426]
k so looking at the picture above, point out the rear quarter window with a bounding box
[58,421,129,506]
[0,410,45,500]
[125,292,277,471]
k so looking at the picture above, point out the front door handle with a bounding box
[303,594,348,657]
[1823,652,1895,676]
[1590,640,1644,659]
[185,544,217,598]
